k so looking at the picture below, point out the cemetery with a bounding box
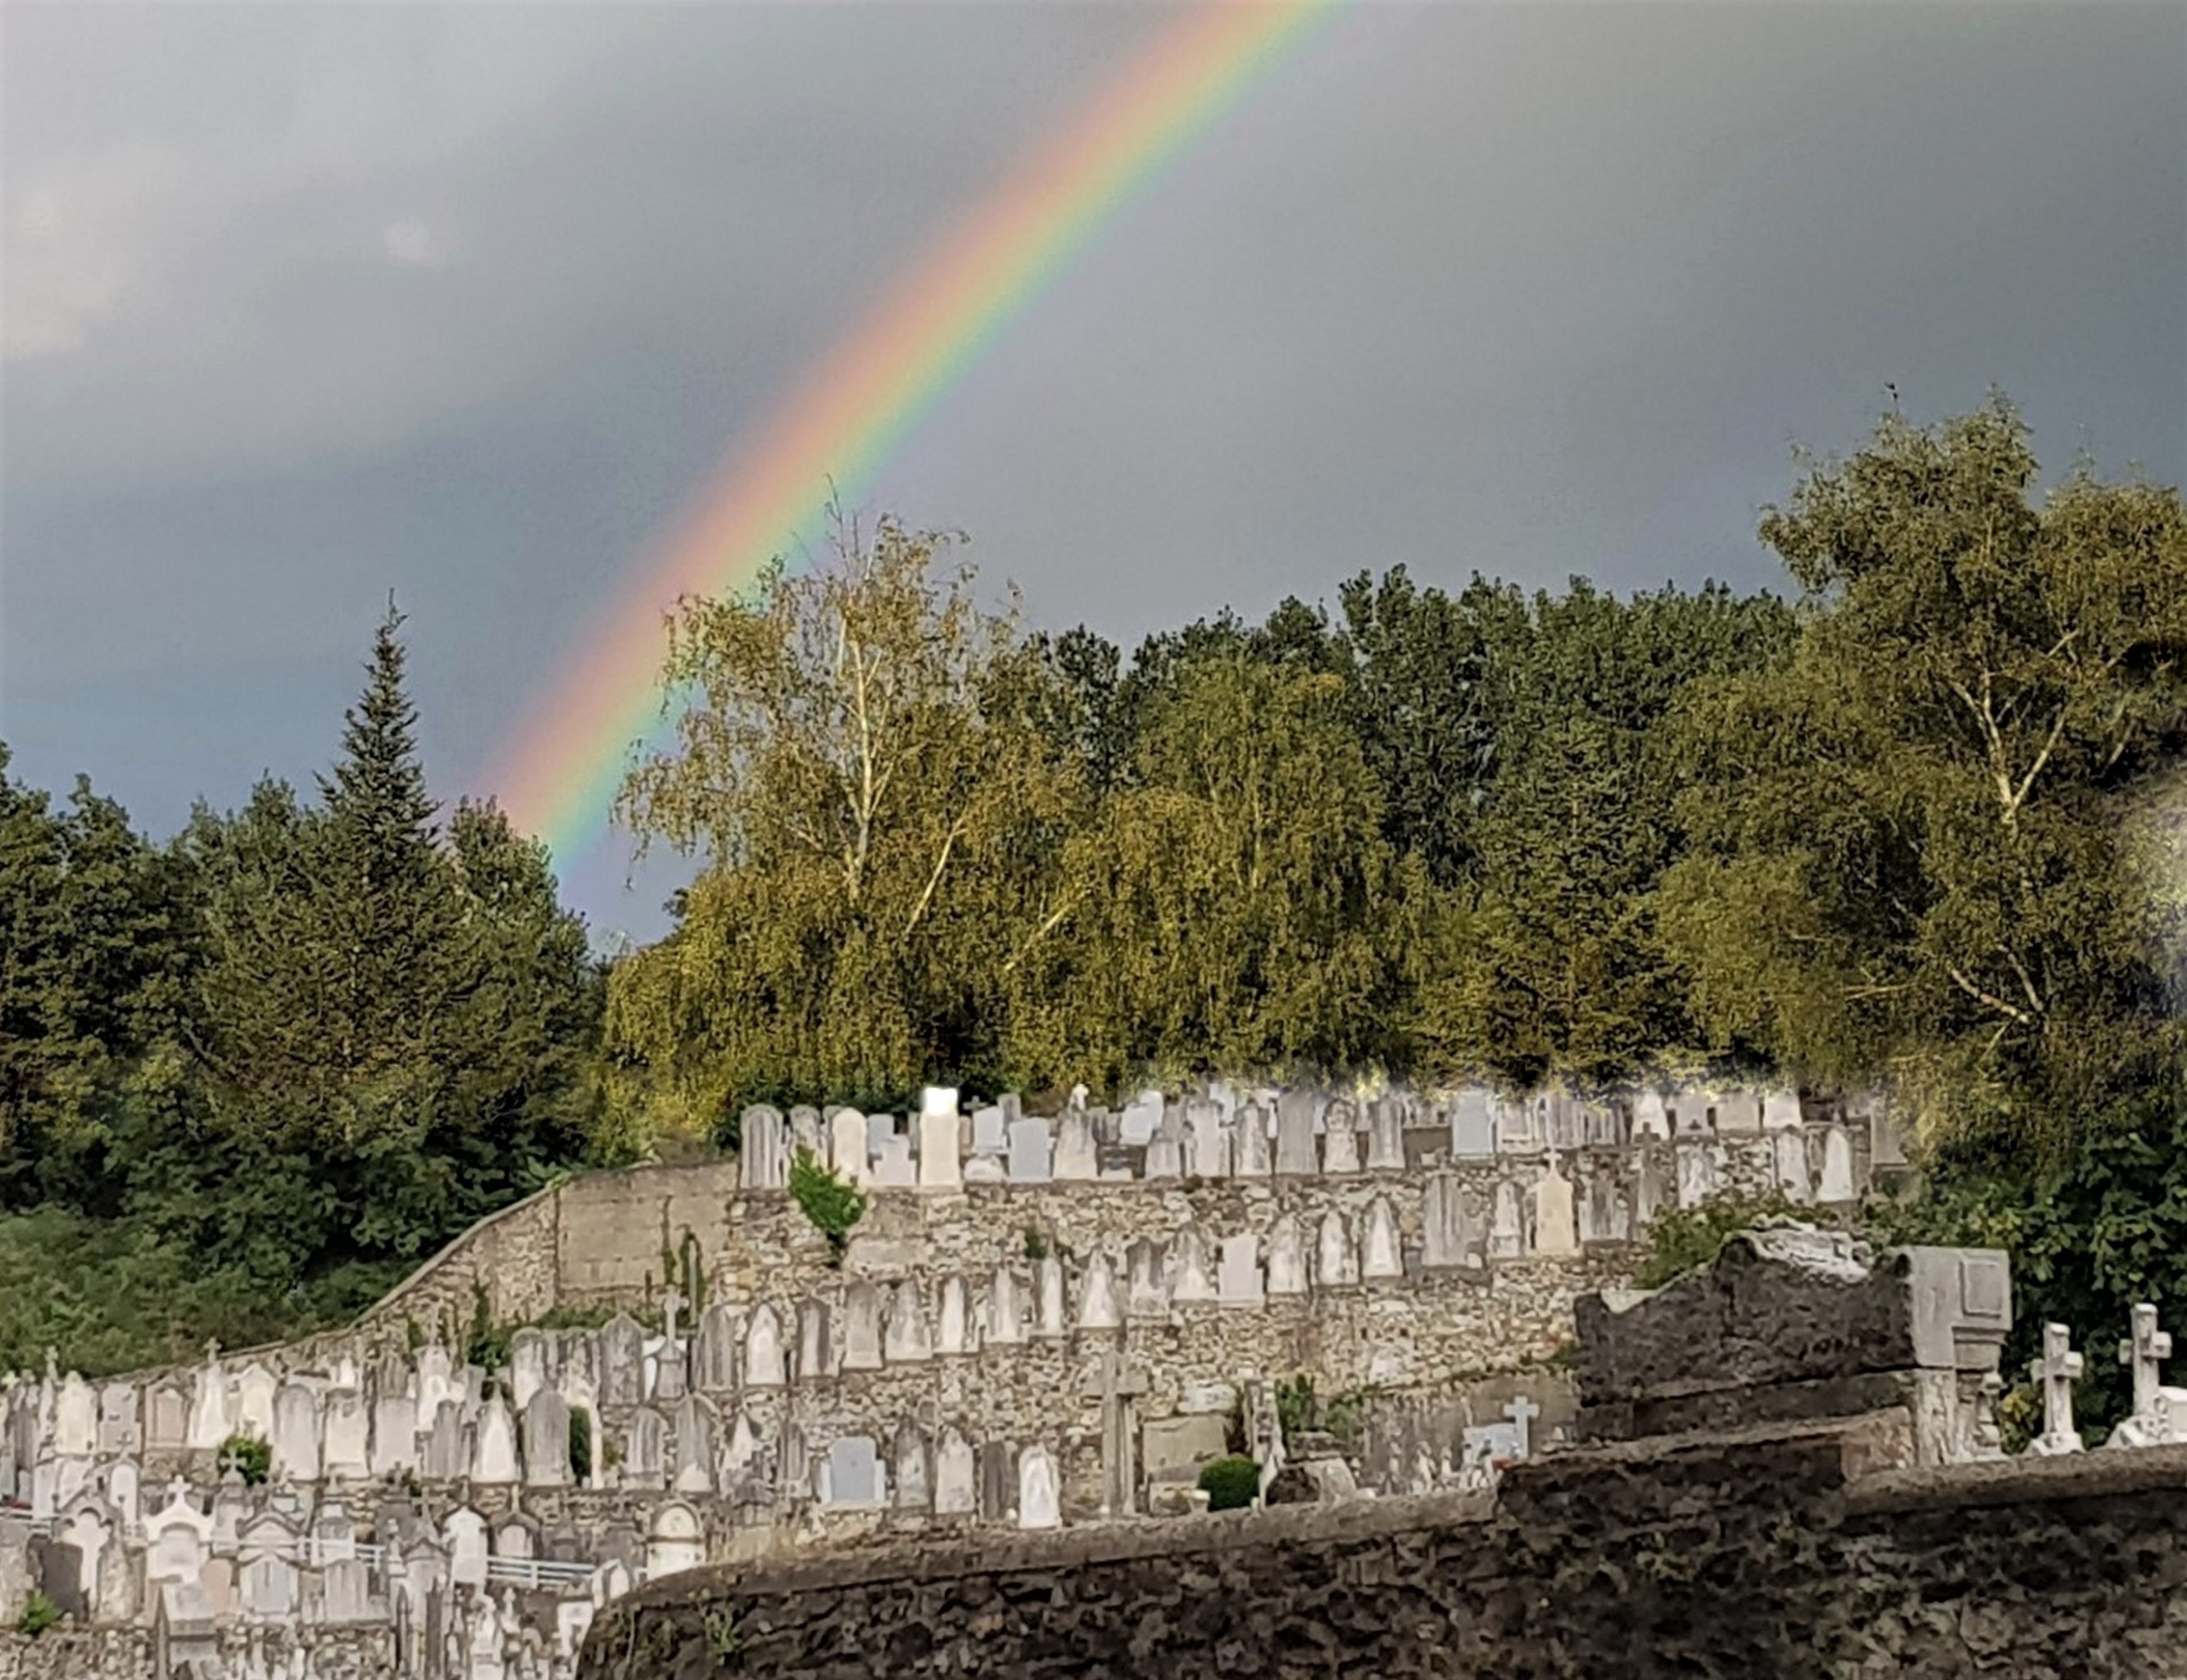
[0,1078,1903,1676]
[583,1225,2187,1678]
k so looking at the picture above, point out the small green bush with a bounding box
[17,1591,61,1638]
[788,1149,868,1265]
[217,1433,271,1486]
[1197,1454,1260,1512]
[1634,1190,1800,1289]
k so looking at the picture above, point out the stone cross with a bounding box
[661,1289,687,1348]
[1078,1348,1150,1517]
[1502,1395,1541,1459]
[2120,1302,2172,1422]
[2029,1321,2083,1455]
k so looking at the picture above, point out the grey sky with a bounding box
[4,2,2183,942]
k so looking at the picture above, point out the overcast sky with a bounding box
[4,1,2183,942]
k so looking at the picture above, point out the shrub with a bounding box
[218,1433,271,1486]
[788,1149,868,1266]
[1197,1454,1260,1512]
[1634,1189,1800,1289]
[17,1591,61,1638]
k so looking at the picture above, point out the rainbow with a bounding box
[491,0,1344,865]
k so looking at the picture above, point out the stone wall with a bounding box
[578,1420,2187,1679]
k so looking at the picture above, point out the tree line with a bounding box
[5,395,2186,1405]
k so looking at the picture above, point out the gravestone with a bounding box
[892,1421,930,1510]
[740,1105,788,1190]
[1234,1103,1272,1176]
[1818,1124,1857,1202]
[1079,1350,1150,1517]
[971,1106,1008,1156]
[507,1329,549,1410]
[934,1428,977,1515]
[2030,1323,2084,1455]
[1322,1101,1362,1174]
[1360,1196,1404,1278]
[53,1375,97,1458]
[1531,1158,1579,1256]
[1078,1255,1122,1328]
[843,1283,884,1370]
[884,1280,932,1362]
[865,1132,914,1188]
[1318,1210,1359,1287]
[1450,1087,1496,1157]
[322,1390,369,1480]
[1367,1100,1406,1170]
[918,1096,963,1190]
[744,1306,786,1388]
[270,1383,320,1482]
[1762,1087,1804,1130]
[1037,1255,1067,1337]
[1008,1117,1053,1184]
[977,1440,1015,1523]
[233,1365,278,1441]
[599,1315,646,1407]
[938,1275,971,1355]
[1586,1168,1629,1243]
[673,1395,716,1495]
[1676,1140,1720,1205]
[866,1110,896,1163]
[830,1109,868,1185]
[1266,1217,1308,1295]
[1126,1239,1168,1317]
[624,1407,666,1487]
[1275,1089,1318,1176]
[797,1297,833,1382]
[522,1389,569,1488]
[1422,1174,1471,1268]
[1218,1233,1264,1304]
[1143,1137,1183,1179]
[1169,1227,1216,1303]
[98,1382,137,1457]
[1491,1181,1525,1257]
[370,1394,418,1478]
[789,1106,824,1159]
[692,1305,738,1394]
[824,1436,882,1506]
[987,1268,1025,1344]
[472,1396,519,1485]
[1118,1092,1164,1146]
[145,1383,188,1454]
[446,1507,489,1588]
[1017,1444,1061,1530]
[1635,1152,1667,1227]
[1187,1100,1230,1178]
[1055,1110,1098,1180]
[1631,1091,1672,1138]
[1774,1128,1812,1202]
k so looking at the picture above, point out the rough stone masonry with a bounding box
[578,1228,2187,1679]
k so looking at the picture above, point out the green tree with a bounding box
[1014,655,1405,1088]
[609,512,1087,1114]
[1660,397,2187,1154]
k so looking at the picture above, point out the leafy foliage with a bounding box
[1197,1454,1261,1511]
[787,1148,868,1265]
[219,1433,272,1486]
[1633,1192,1803,1290]
[17,1591,61,1638]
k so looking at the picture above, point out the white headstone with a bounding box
[1275,1091,1318,1175]
[884,1281,932,1363]
[1360,1195,1404,1278]
[1817,1124,1856,1202]
[1322,1101,1361,1174]
[1169,1227,1216,1302]
[744,1305,786,1388]
[830,1109,868,1184]
[1008,1117,1054,1184]
[1217,1233,1264,1304]
[1266,1217,1308,1295]
[1017,1444,1060,1530]
[937,1275,971,1355]
[1078,1255,1122,1329]
[1531,1159,1578,1256]
[843,1283,885,1370]
[740,1105,788,1189]
[1317,1210,1359,1287]
[1187,1100,1230,1179]
[917,1106,963,1190]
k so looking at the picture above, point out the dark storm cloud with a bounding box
[3,2,2182,941]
